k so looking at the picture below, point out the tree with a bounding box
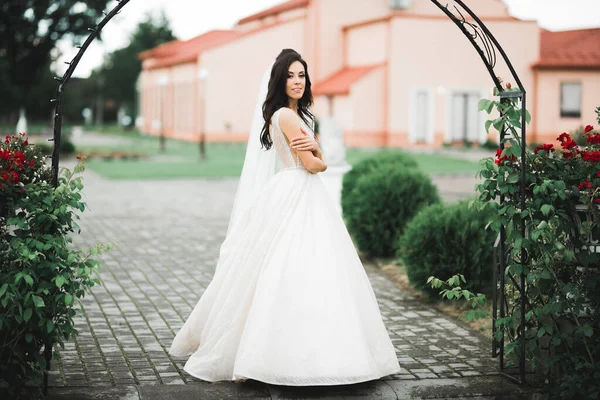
[89,12,176,122]
[0,0,112,122]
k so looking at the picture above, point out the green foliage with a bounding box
[0,134,109,397]
[88,11,176,117]
[35,137,76,157]
[399,201,496,297]
[341,150,418,216]
[469,94,600,398]
[344,165,440,257]
[481,139,499,151]
[427,274,488,322]
[0,0,112,117]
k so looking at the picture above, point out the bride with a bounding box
[169,48,401,385]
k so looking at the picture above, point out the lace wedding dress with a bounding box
[169,108,401,385]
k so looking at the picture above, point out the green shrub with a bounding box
[398,201,496,297]
[34,136,76,156]
[341,150,418,216]
[481,139,498,151]
[1,133,108,397]
[345,165,440,257]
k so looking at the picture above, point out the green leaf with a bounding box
[478,99,495,113]
[23,274,33,286]
[0,283,7,298]
[23,308,32,322]
[32,295,45,308]
[537,326,546,337]
[465,311,475,321]
[583,324,593,337]
[485,120,493,134]
[507,172,520,184]
[492,117,505,133]
[508,117,522,129]
[46,320,54,333]
[65,294,73,306]
[541,204,553,216]
[25,334,33,343]
[55,276,66,289]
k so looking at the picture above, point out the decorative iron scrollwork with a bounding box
[442,3,497,69]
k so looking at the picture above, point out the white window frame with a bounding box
[444,88,488,144]
[560,82,582,118]
[409,88,435,144]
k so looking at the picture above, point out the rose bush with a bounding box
[430,90,600,398]
[1,133,109,398]
[0,134,50,217]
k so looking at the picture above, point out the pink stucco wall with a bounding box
[346,22,388,67]
[201,17,306,140]
[387,15,539,146]
[314,0,390,81]
[534,69,600,144]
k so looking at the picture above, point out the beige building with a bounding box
[138,0,600,147]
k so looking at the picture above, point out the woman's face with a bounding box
[286,61,305,101]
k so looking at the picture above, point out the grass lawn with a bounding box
[78,130,481,180]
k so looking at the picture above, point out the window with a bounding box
[409,89,434,144]
[561,82,582,118]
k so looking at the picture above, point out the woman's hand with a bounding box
[290,127,320,152]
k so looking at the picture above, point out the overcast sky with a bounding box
[57,0,600,78]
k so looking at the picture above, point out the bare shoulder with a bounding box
[278,107,297,123]
[278,108,302,139]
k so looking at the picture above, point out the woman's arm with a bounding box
[279,109,327,173]
[291,128,324,161]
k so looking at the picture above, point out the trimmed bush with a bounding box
[398,201,496,296]
[341,150,418,216]
[344,165,440,257]
[34,137,76,156]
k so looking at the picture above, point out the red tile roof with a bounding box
[313,65,383,96]
[138,39,183,60]
[237,0,309,25]
[534,28,600,69]
[142,30,240,69]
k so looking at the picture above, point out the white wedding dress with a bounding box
[169,108,401,385]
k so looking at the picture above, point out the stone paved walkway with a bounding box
[43,161,528,399]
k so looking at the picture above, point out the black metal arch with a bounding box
[50,0,131,187]
[49,0,528,388]
[427,0,528,384]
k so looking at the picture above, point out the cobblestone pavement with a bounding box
[44,162,526,399]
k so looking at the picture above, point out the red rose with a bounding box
[595,198,600,204]
[585,125,594,134]
[4,136,9,144]
[578,180,594,190]
[586,133,600,144]
[494,148,517,165]
[24,138,28,146]
[9,171,19,184]
[583,150,600,162]
[557,132,572,143]
[28,160,35,167]
[506,82,512,89]
[535,144,554,154]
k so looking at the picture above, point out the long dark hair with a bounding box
[260,49,314,150]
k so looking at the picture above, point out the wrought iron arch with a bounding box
[49,0,528,390]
